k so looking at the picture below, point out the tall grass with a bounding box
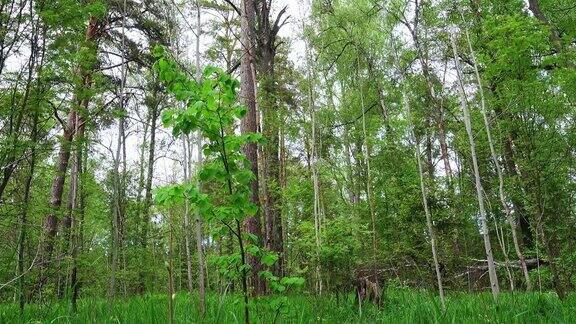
[1,288,574,323]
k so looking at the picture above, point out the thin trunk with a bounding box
[406,16,452,182]
[139,90,159,293]
[460,23,532,290]
[393,37,446,310]
[451,34,499,299]
[110,1,127,298]
[18,110,39,313]
[67,114,85,297]
[413,132,446,311]
[69,144,84,312]
[16,0,42,310]
[109,114,124,301]
[194,132,206,316]
[182,136,194,294]
[358,72,377,265]
[167,208,175,324]
[194,2,206,314]
[343,128,357,204]
[72,135,88,311]
[307,43,322,294]
[136,115,149,204]
[492,214,515,290]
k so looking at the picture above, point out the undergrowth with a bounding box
[1,288,574,323]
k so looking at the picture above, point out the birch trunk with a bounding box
[407,101,446,311]
[391,36,446,308]
[309,59,322,295]
[194,1,206,315]
[450,34,500,299]
[459,23,532,290]
[358,70,378,265]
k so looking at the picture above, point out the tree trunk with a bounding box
[36,15,100,297]
[239,0,266,295]
[182,136,194,294]
[109,111,125,301]
[18,108,39,313]
[306,39,323,294]
[409,110,446,311]
[194,2,207,314]
[358,70,378,266]
[451,34,499,299]
[406,18,452,183]
[139,86,159,293]
[254,0,286,278]
[167,208,175,324]
[69,142,85,312]
[194,133,206,316]
[392,37,446,309]
[260,59,284,276]
[459,24,532,290]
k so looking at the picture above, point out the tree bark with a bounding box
[408,106,446,311]
[18,110,39,313]
[109,110,125,301]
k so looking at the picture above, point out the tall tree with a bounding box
[239,0,266,295]
[37,13,103,297]
[253,0,289,277]
[451,33,500,299]
[193,0,206,314]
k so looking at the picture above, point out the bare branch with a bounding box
[223,0,242,16]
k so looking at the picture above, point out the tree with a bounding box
[239,0,266,295]
[451,33,500,299]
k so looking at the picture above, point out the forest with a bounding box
[0,0,575,323]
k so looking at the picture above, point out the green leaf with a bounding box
[280,276,306,287]
[261,253,279,267]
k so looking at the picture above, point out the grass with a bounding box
[1,288,575,323]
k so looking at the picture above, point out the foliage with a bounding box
[153,46,304,320]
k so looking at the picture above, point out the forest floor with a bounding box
[1,289,575,323]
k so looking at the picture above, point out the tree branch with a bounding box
[223,0,241,16]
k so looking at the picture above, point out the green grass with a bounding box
[1,289,575,323]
